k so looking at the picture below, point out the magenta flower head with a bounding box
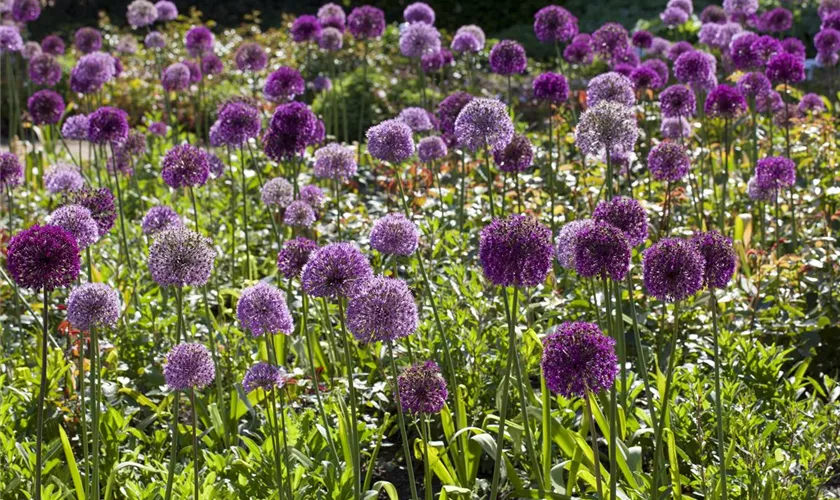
[0,152,22,188]
[479,215,552,288]
[799,93,826,114]
[661,6,689,26]
[155,0,178,21]
[562,39,593,65]
[398,107,434,132]
[489,40,527,75]
[300,184,325,209]
[649,36,671,57]
[235,42,268,72]
[729,33,760,70]
[534,6,578,43]
[542,322,617,397]
[438,91,473,136]
[161,144,209,189]
[318,3,346,29]
[661,117,691,139]
[264,67,305,102]
[61,114,89,141]
[404,2,434,24]
[164,343,215,391]
[263,102,318,161]
[659,85,696,118]
[88,107,129,144]
[29,54,62,87]
[816,29,840,55]
[747,176,773,201]
[704,84,747,118]
[586,72,635,108]
[148,227,215,287]
[277,237,319,280]
[736,72,771,102]
[142,206,182,236]
[67,282,120,332]
[398,361,448,414]
[318,27,343,51]
[74,27,102,54]
[450,31,479,53]
[593,196,648,247]
[575,101,638,159]
[180,59,201,83]
[400,22,441,58]
[314,143,357,181]
[667,41,693,63]
[533,72,569,103]
[674,50,716,86]
[301,242,373,300]
[348,6,385,40]
[692,230,736,289]
[643,58,669,83]
[201,54,223,75]
[592,22,628,57]
[370,213,420,256]
[421,50,445,72]
[630,66,662,91]
[454,98,514,152]
[65,187,116,237]
[7,224,80,290]
[47,205,99,249]
[366,119,416,163]
[41,34,65,55]
[237,282,294,336]
[780,37,805,59]
[291,15,322,43]
[0,26,23,53]
[493,133,533,173]
[347,276,418,343]
[642,237,705,302]
[632,30,654,48]
[214,102,261,147]
[755,156,795,190]
[243,362,287,393]
[284,200,316,228]
[127,0,157,28]
[161,63,190,91]
[185,26,214,57]
[756,8,792,33]
[571,219,631,281]
[765,52,805,84]
[648,141,690,182]
[418,136,447,162]
[724,0,758,17]
[27,90,64,125]
[261,177,293,208]
[12,0,40,22]
[70,52,116,94]
[555,219,591,269]
[44,163,84,194]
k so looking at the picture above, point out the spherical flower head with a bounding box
[666,41,693,63]
[74,27,102,54]
[554,220,590,269]
[298,186,324,210]
[41,34,64,55]
[141,205,182,236]
[400,22,441,58]
[284,200,316,228]
[155,0,177,21]
[747,176,773,201]
[818,50,839,67]
[755,156,795,190]
[661,6,689,26]
[264,67,305,103]
[318,27,344,51]
[736,72,771,101]
[347,6,385,40]
[660,117,691,140]
[370,213,420,256]
[27,90,65,125]
[479,215,552,288]
[563,40,594,65]
[724,0,758,16]
[67,283,120,331]
[398,107,434,132]
[593,196,648,247]
[398,361,448,414]
[489,39,527,75]
[70,52,116,94]
[185,26,214,57]
[780,37,805,59]
[571,219,631,281]
[492,133,533,173]
[23,42,42,59]
[756,8,792,33]
[418,136,447,163]
[127,0,157,28]
[201,54,223,76]
[659,85,696,119]
[314,143,357,181]
[674,51,716,85]
[148,227,215,287]
[236,281,294,336]
[701,5,727,23]
[347,276,418,343]
[7,224,80,290]
[29,54,62,87]
[11,0,39,22]
[214,102,261,147]
[312,75,332,92]
[233,42,267,72]
[764,52,804,85]
[704,84,746,118]
[161,144,209,189]
[243,363,288,393]
[575,101,638,159]
[65,187,116,237]
[318,2,346,29]
[586,72,635,108]
[817,29,840,57]
[612,63,635,78]
[642,237,705,302]
[44,163,84,194]
[88,107,129,145]
[729,33,760,70]
[0,152,22,188]
[704,22,743,50]
[542,322,617,397]
[421,50,445,72]
[648,37,671,57]
[404,2,434,24]
[825,10,840,29]
[301,242,373,300]
[451,32,480,53]
[749,35,781,65]
[47,205,99,249]
[261,177,293,208]
[649,141,691,181]
[821,0,840,20]
[61,114,89,141]
[277,237,319,279]
[0,26,22,53]
[692,230,736,289]
[630,66,661,91]
[438,91,473,136]
[149,121,168,136]
[366,119,416,163]
[454,98,514,152]
[533,72,569,103]
[264,102,318,161]
[164,343,215,391]
[291,15,322,43]
[773,103,801,126]
[592,22,628,57]
[645,57,670,82]
[534,6,578,44]
[799,93,826,114]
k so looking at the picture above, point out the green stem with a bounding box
[540,375,551,489]
[239,146,252,280]
[483,143,496,218]
[626,273,657,437]
[338,299,361,499]
[279,390,293,500]
[422,416,433,500]
[710,292,728,499]
[387,340,420,500]
[163,392,180,500]
[489,288,518,500]
[265,340,286,499]
[584,390,604,499]
[651,301,682,497]
[190,389,199,500]
[602,277,618,499]
[34,288,49,500]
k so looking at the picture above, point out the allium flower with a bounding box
[88,106,129,144]
[692,231,736,289]
[314,143,357,181]
[234,42,268,72]
[70,52,116,94]
[421,50,445,72]
[161,63,191,92]
[659,85,696,118]
[552,220,587,269]
[366,119,416,163]
[149,121,168,136]
[201,54,223,75]
[661,117,691,139]
[398,361,448,414]
[756,90,783,113]
[533,72,569,103]
[451,32,481,53]
[74,27,102,54]
[586,72,635,108]
[563,39,594,65]
[291,15,322,43]
[781,37,805,58]
[661,6,689,26]
[666,41,693,63]
[755,156,795,190]
[213,102,261,147]
[571,219,631,280]
[704,84,746,118]
[729,33,760,70]
[61,114,89,141]
[674,51,716,86]
[454,98,513,152]
[243,363,288,393]
[541,322,617,397]
[0,152,22,188]
[264,67,305,102]
[185,26,214,57]
[7,224,80,290]
[141,206,182,236]
[309,119,327,147]
[181,59,202,83]
[648,37,671,57]
[493,133,533,173]
[701,5,728,23]
[161,144,209,189]
[41,34,64,55]
[489,39,527,75]
[534,6,578,44]
[816,29,840,55]
[398,107,433,132]
[261,177,293,208]
[277,236,319,279]
[703,22,744,50]
[610,46,639,68]
[724,0,758,16]
[648,141,691,181]
[263,102,318,160]
[479,215,552,288]
[148,227,215,287]
[155,0,177,21]
[438,92,473,136]
[67,282,121,333]
[44,163,84,194]
[799,93,826,114]
[65,187,116,237]
[301,242,373,299]
[28,54,62,87]
[592,22,628,57]
[821,0,840,20]
[318,27,343,51]
[127,0,157,28]
[575,101,638,159]
[818,50,839,67]
[370,213,420,256]
[418,136,448,162]
[399,22,441,58]
[312,75,332,92]
[642,237,705,302]
[756,8,792,33]
[736,72,771,101]
[348,6,385,40]
[404,2,434,24]
[27,90,65,125]
[47,205,99,249]
[300,185,324,208]
[750,35,782,65]
[237,282,294,336]
[318,2,346,29]
[11,0,39,22]
[630,66,662,91]
[284,200,316,228]
[747,176,774,201]
[593,196,648,247]
[21,40,40,60]
[164,343,215,390]
[346,276,418,343]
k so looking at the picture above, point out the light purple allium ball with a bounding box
[674,50,716,86]
[234,42,268,72]
[22,41,41,59]
[489,39,527,75]
[164,343,215,390]
[747,176,774,201]
[87,106,129,144]
[161,144,209,189]
[648,36,671,57]
[44,163,84,194]
[214,102,261,147]
[755,156,795,190]
[660,117,691,140]
[799,93,826,114]
[284,200,316,228]
[347,6,385,40]
[277,236,319,279]
[724,0,758,16]
[659,85,696,118]
[648,141,691,182]
[370,213,420,256]
[398,107,434,132]
[301,242,373,300]
[366,119,416,163]
[765,52,805,83]
[454,98,513,152]
[587,72,635,108]
[64,187,116,237]
[185,26,214,57]
[593,196,649,247]
[243,362,288,393]
[6,224,80,290]
[399,22,441,58]
[318,27,344,51]
[541,321,617,397]
[61,114,89,141]
[41,34,64,55]
[27,90,65,125]
[291,15,322,43]
[141,205,182,236]
[756,7,792,33]
[563,39,594,65]
[404,2,435,24]
[438,91,473,136]
[571,219,631,281]
[314,143,357,181]
[312,75,332,92]
[318,2,346,29]
[661,6,689,26]
[704,84,746,118]
[592,22,629,58]
[479,215,553,288]
[201,54,224,76]
[642,237,706,302]
[781,37,806,58]
[756,90,783,113]
[300,184,325,208]
[736,72,771,101]
[493,133,533,173]
[642,61,670,91]
[12,0,40,22]
[70,52,116,94]
[418,136,448,162]
[421,50,445,72]
[575,101,638,159]
[179,59,201,83]
[260,177,294,208]
[147,227,215,287]
[74,27,102,54]
[816,28,840,55]
[692,230,736,289]
[534,5,578,44]
[555,220,590,269]
[149,121,168,136]
[67,283,120,331]
[533,72,569,103]
[629,66,661,91]
[456,25,486,49]
[162,62,190,91]
[237,281,294,336]
[127,0,157,28]
[264,67,305,102]
[398,361,448,414]
[155,0,177,21]
[47,205,99,249]
[29,54,62,87]
[451,32,481,53]
[347,276,418,343]
[0,152,22,188]
[632,30,653,48]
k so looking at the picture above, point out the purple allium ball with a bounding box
[404,2,434,24]
[164,343,215,390]
[586,72,635,108]
[162,62,191,92]
[201,54,223,76]
[234,42,268,72]
[70,52,116,94]
[370,213,420,256]
[291,15,322,43]
[185,26,214,57]
[264,67,305,102]
[421,50,444,72]
[44,163,84,194]
[47,205,99,249]
[533,72,569,103]
[454,98,513,152]
[747,176,773,201]
[277,236,319,279]
[756,8,792,33]
[237,282,294,336]
[456,25,486,49]
[141,205,182,236]
[489,39,527,75]
[27,90,65,125]
[542,321,617,397]
[563,39,594,65]
[818,50,839,67]
[65,187,116,237]
[631,30,653,49]
[756,89,783,113]
[399,22,441,58]
[127,0,157,28]
[630,66,662,91]
[534,5,578,44]
[648,141,690,181]
[318,3,346,29]
[750,35,782,65]
[661,117,691,139]
[821,0,840,20]
[661,6,689,26]
[347,6,385,40]
[312,75,332,92]
[318,27,343,51]
[418,136,448,163]
[155,0,177,21]
[730,33,761,70]
[41,34,64,55]
[493,133,533,173]
[67,283,120,331]
[29,54,62,87]
[149,121,168,136]
[667,41,693,62]
[61,114,89,141]
[724,0,758,17]
[87,106,129,144]
[147,227,215,287]
[701,5,728,23]
[659,85,696,118]
[648,36,671,57]
[593,196,648,247]
[261,177,294,208]
[284,200,316,228]
[554,220,590,269]
[161,144,209,189]
[755,156,795,190]
[7,224,80,290]
[347,276,418,343]
[799,93,826,114]
[642,237,705,302]
[398,107,434,132]
[366,119,416,163]
[243,362,288,393]
[704,84,746,118]
[575,101,638,159]
[780,37,805,58]
[815,29,840,55]
[22,41,41,59]
[479,215,552,288]
[736,72,771,101]
[314,142,357,181]
[263,102,318,160]
[398,361,448,414]
[300,184,325,208]
[571,219,631,281]
[74,28,102,54]
[0,152,22,188]
[644,59,670,83]
[612,63,636,78]
[11,0,39,22]
[438,91,473,136]
[301,242,373,300]
[674,50,716,86]
[692,230,736,289]
[592,22,628,57]
[451,32,481,53]
[610,47,640,68]
[214,102,261,147]
[181,59,202,83]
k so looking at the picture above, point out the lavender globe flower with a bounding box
[659,85,696,118]
[11,0,39,22]
[398,361,448,414]
[818,51,839,67]
[300,185,325,208]
[314,143,357,181]
[642,237,706,302]
[70,52,116,94]
[451,32,481,53]
[155,0,177,21]
[648,37,671,57]
[821,0,840,20]
[418,136,447,162]
[201,54,224,76]
[312,75,332,92]
[479,215,552,288]
[572,220,631,281]
[301,242,373,300]
[347,276,418,343]
[630,66,662,91]
[399,22,440,58]
[747,176,774,201]
[347,6,385,40]
[489,40,527,75]
[593,196,649,247]
[7,225,80,290]
[661,6,689,26]
[765,52,805,83]
[780,38,804,59]
[370,213,420,256]
[816,29,840,55]
[44,163,84,194]
[534,6,578,44]
[610,47,639,68]
[0,152,22,188]
[41,34,64,55]
[142,206,182,236]
[454,98,513,152]
[261,177,294,208]
[592,22,628,57]
[755,156,795,190]
[751,36,782,65]
[404,2,434,24]
[67,283,120,331]
[799,93,826,114]
[438,92,473,136]
[214,102,261,147]
[632,30,654,49]
[366,119,416,163]
[456,25,486,48]
[398,107,434,132]
[493,133,533,173]
[661,117,691,139]
[702,5,730,23]
[291,15,322,43]
[692,231,736,289]
[264,67,305,102]
[724,0,758,16]
[88,106,129,144]
[23,44,42,59]
[533,72,569,103]
[730,33,760,70]
[27,90,65,125]
[555,220,592,269]
[563,39,594,65]
[164,343,215,390]
[161,144,209,189]
[235,42,268,72]
[736,72,771,101]
[667,41,693,63]
[148,227,215,287]
[185,26,214,57]
[674,51,715,86]
[47,205,99,249]
[648,141,691,182]
[284,200,316,228]
[277,237,319,279]
[575,101,638,159]
[756,8,792,33]
[61,114,89,141]
[65,187,116,237]
[29,54,62,87]
[74,28,102,54]
[704,84,746,118]
[586,72,635,108]
[181,59,201,83]
[149,121,168,136]
[318,27,343,51]
[421,50,445,72]
[161,63,190,92]
[318,3,346,29]
[243,363,288,393]
[127,0,157,28]
[237,282,294,336]
[542,322,617,397]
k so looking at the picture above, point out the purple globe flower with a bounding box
[489,40,527,75]
[29,54,62,87]
[366,119,416,163]
[818,50,839,67]
[74,27,102,54]
[291,15,322,43]
[27,90,65,125]
[404,2,434,24]
[155,0,177,21]
[750,36,782,65]
[164,343,215,390]
[347,6,385,40]
[7,224,80,290]
[704,84,746,118]
[592,22,628,57]
[493,133,533,173]
[237,282,294,336]
[185,26,214,57]
[147,227,215,287]
[571,219,631,281]
[161,144,209,189]
[692,231,736,289]
[648,37,671,57]
[630,66,661,91]
[610,47,639,69]
[88,106,129,144]
[661,6,689,26]
[261,177,293,208]
[127,0,157,28]
[180,59,201,83]
[642,58,670,82]
[659,85,696,118]
[234,42,268,72]
[700,22,743,50]
[781,37,806,58]
[451,32,481,53]
[347,276,418,343]
[816,29,840,56]
[736,72,771,101]
[67,282,120,332]
[754,156,795,190]
[454,98,514,152]
[418,136,448,162]
[243,363,288,393]
[438,91,473,136]
[756,8,792,33]
[701,5,728,23]
[149,121,168,136]
[214,102,261,147]
[554,220,590,269]
[421,50,445,72]
[398,361,448,414]
[264,67,305,102]
[666,41,693,63]
[729,33,760,70]
[161,63,190,91]
[263,102,318,161]
[661,117,691,139]
[201,54,223,75]
[318,3,346,29]
[22,41,41,59]
[301,242,373,300]
[642,237,705,302]
[300,184,325,208]
[141,206,182,236]
[12,0,40,22]
[575,101,638,159]
[47,205,99,249]
[586,72,635,108]
[70,52,116,94]
[284,200,316,228]
[370,213,420,256]
[799,93,826,114]
[314,143,357,181]
[479,215,552,288]
[747,176,773,201]
[312,75,332,92]
[456,25,486,50]
[277,237,319,280]
[534,6,578,44]
[561,40,593,67]
[674,50,716,86]
[533,72,569,103]
[542,322,617,397]
[44,163,84,194]
[400,22,441,58]
[61,114,89,141]
[397,107,433,132]
[41,34,65,55]
[0,152,22,189]
[648,141,690,181]
[765,52,805,84]
[724,0,758,17]
[318,27,343,51]
[821,0,840,20]
[65,187,116,237]
[593,196,648,247]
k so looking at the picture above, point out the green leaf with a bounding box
[59,425,85,500]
